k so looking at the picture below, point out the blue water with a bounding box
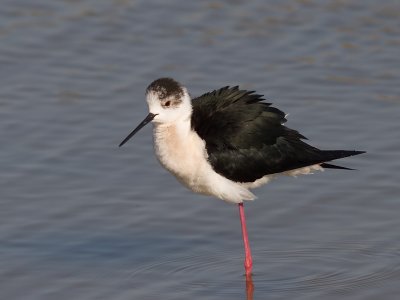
[1,0,400,299]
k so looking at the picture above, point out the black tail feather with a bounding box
[319,150,365,170]
[320,163,355,170]
[321,150,366,161]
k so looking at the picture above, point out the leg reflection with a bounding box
[245,274,254,300]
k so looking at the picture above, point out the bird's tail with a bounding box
[319,150,365,170]
[320,163,354,170]
[321,150,365,160]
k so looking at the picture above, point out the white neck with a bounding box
[152,115,196,184]
[154,114,191,140]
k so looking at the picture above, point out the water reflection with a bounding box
[245,274,254,300]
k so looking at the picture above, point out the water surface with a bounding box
[1,0,400,299]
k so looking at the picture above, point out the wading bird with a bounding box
[119,77,364,276]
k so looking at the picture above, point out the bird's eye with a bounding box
[164,101,171,107]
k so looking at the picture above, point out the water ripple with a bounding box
[129,242,400,295]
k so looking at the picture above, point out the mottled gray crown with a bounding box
[146,78,184,100]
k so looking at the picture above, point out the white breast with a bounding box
[152,121,255,203]
[153,122,206,184]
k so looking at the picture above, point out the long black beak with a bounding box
[119,113,157,147]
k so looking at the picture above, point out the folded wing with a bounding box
[191,86,364,183]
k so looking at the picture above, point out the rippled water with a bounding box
[1,0,400,299]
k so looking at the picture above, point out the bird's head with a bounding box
[119,78,192,147]
[145,77,192,124]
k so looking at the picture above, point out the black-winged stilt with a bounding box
[119,77,364,277]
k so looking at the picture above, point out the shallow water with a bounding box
[1,0,400,299]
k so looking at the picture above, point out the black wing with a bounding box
[191,86,364,183]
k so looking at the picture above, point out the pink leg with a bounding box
[238,202,253,276]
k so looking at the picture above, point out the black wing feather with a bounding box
[191,86,364,183]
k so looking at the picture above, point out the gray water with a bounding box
[1,0,400,299]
